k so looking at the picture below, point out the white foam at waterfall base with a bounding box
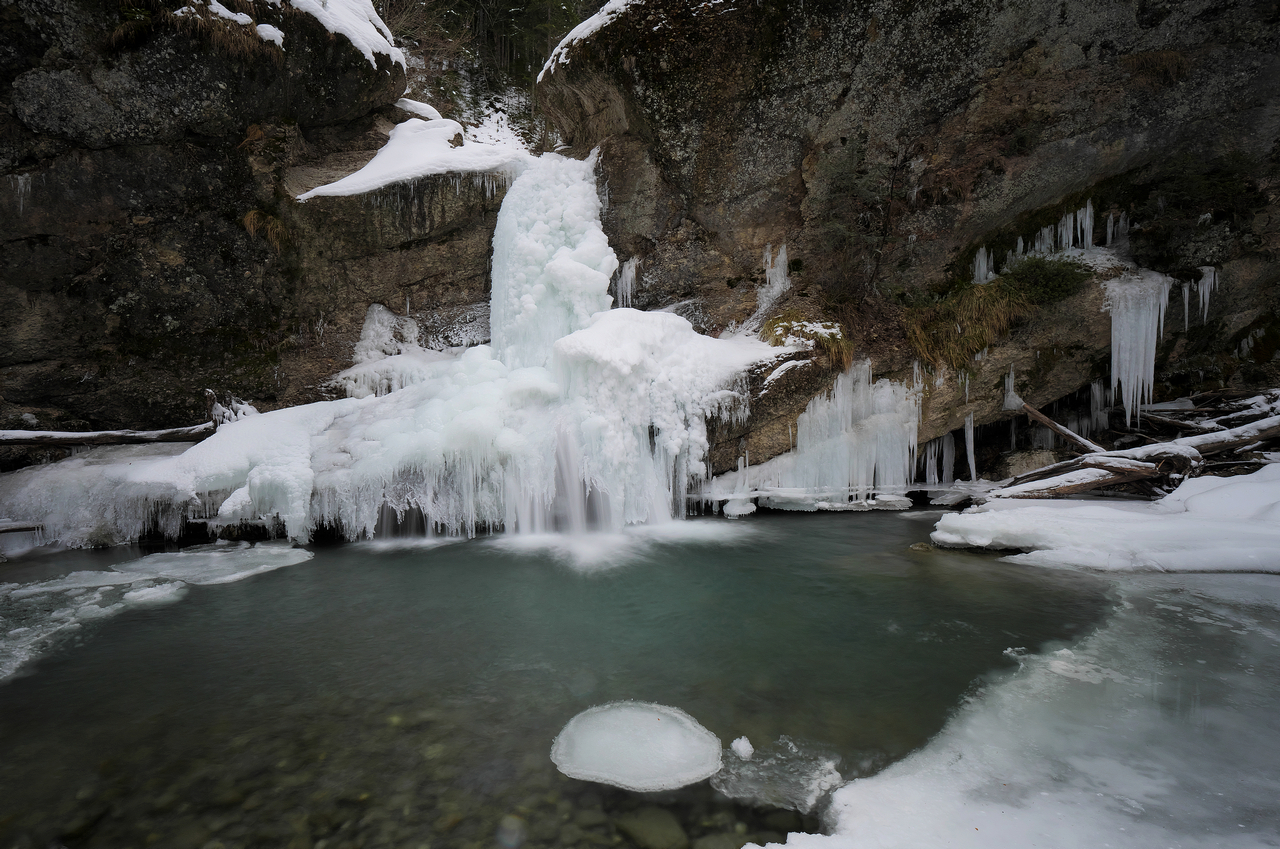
[1105,270,1172,425]
[0,153,781,543]
[551,701,722,791]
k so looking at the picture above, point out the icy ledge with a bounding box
[931,463,1280,572]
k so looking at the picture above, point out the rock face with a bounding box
[538,0,1280,457]
[1,0,501,449]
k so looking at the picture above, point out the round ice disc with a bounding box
[550,701,723,791]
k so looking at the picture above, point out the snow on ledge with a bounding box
[538,0,642,82]
[296,117,532,200]
[931,463,1280,572]
[289,0,405,69]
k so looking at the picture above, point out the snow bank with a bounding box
[551,701,722,791]
[538,0,641,81]
[0,542,310,680]
[932,464,1280,572]
[297,117,530,200]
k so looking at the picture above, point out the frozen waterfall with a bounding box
[0,153,783,544]
[1104,270,1172,425]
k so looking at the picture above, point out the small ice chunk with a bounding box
[723,499,756,518]
[731,736,755,760]
[551,701,723,791]
[711,735,843,813]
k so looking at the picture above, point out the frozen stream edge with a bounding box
[778,572,1280,849]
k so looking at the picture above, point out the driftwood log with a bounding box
[991,414,1280,499]
[0,422,215,448]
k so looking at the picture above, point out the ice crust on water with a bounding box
[713,736,843,814]
[296,118,530,201]
[0,542,311,680]
[550,701,722,791]
[778,573,1280,849]
[931,463,1280,572]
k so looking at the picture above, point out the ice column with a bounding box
[615,257,638,308]
[1104,270,1172,424]
[1198,266,1217,322]
[738,245,791,335]
[1002,366,1023,410]
[972,247,995,285]
[964,413,977,482]
[786,361,920,500]
[489,152,617,370]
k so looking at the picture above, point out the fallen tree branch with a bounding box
[1021,403,1105,453]
[0,422,215,447]
[991,415,1280,499]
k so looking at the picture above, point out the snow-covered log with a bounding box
[0,423,214,447]
[991,414,1280,499]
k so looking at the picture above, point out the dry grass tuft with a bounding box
[762,309,857,369]
[905,284,1032,370]
[243,209,288,252]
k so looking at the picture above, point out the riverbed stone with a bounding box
[613,807,689,849]
[691,833,750,849]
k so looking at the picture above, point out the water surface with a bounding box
[0,512,1110,848]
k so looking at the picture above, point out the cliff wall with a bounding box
[537,0,1280,467]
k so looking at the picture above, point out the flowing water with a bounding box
[0,512,1111,848]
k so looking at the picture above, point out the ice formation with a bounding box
[1198,265,1217,322]
[712,735,843,814]
[0,151,782,543]
[1001,365,1023,410]
[964,413,977,482]
[615,257,638,309]
[731,736,755,760]
[550,701,722,791]
[707,362,920,510]
[736,244,791,337]
[932,463,1280,572]
[297,118,530,201]
[1104,270,1172,424]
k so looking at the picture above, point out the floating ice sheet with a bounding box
[551,701,722,791]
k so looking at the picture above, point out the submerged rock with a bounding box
[613,806,690,849]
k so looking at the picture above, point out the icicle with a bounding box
[1015,235,1024,256]
[1104,270,1172,425]
[1090,379,1109,431]
[964,413,977,482]
[1009,419,1017,451]
[941,432,955,484]
[972,246,995,285]
[615,256,638,309]
[1106,213,1114,247]
[1002,366,1023,410]
[1198,266,1217,323]
[736,244,791,335]
[1182,281,1190,332]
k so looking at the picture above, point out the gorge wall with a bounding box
[4,0,1280,480]
[0,0,504,466]
[537,0,1280,467]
